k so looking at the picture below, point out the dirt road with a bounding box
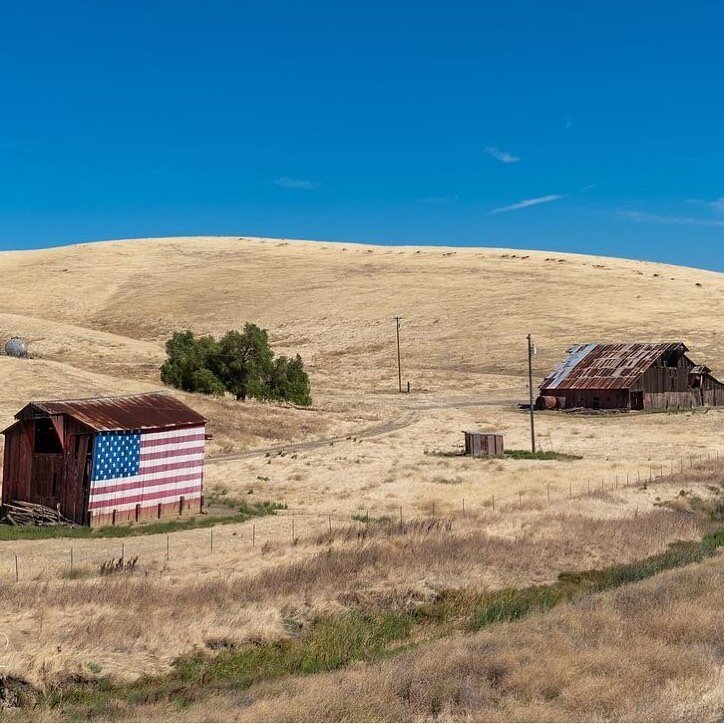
[207,389,525,463]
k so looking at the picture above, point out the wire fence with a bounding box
[3,448,722,584]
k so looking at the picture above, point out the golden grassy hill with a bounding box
[0,236,722,718]
[0,235,721,451]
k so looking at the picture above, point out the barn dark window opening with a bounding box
[33,418,63,454]
[593,396,601,409]
[662,350,680,368]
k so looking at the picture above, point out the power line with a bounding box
[394,317,403,393]
[527,333,536,452]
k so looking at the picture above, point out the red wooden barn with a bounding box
[2,392,207,527]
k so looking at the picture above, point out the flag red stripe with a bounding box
[140,444,205,462]
[141,432,206,449]
[89,470,203,495]
[89,483,203,510]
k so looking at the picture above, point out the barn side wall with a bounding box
[643,388,724,410]
[87,424,205,527]
[59,418,93,524]
[540,388,630,409]
[89,496,202,528]
[2,423,33,504]
[2,416,91,524]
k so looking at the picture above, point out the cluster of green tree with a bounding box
[160,324,312,406]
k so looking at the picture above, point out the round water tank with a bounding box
[5,337,28,358]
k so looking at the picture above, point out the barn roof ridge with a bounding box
[26,389,174,406]
[541,341,690,391]
[16,391,205,432]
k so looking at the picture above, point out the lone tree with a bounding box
[160,324,312,406]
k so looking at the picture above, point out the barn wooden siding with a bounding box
[2,416,91,524]
[642,388,723,410]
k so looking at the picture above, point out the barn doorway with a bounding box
[30,417,64,507]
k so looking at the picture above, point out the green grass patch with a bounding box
[505,449,582,461]
[43,612,412,718]
[21,527,724,720]
[351,513,393,524]
[0,500,285,541]
[463,534,721,630]
[425,449,582,461]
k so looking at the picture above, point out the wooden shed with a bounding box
[463,431,504,457]
[538,342,724,411]
[1,392,206,527]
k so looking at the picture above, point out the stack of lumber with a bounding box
[1,500,75,527]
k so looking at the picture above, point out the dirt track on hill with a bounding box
[207,388,526,462]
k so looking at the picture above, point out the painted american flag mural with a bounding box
[88,426,205,515]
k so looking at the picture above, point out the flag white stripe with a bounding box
[140,439,205,455]
[90,464,204,490]
[140,452,204,470]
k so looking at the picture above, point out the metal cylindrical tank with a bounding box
[4,337,28,358]
[536,395,559,410]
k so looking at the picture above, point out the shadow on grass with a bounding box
[0,500,285,541]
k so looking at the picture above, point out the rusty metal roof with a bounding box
[16,392,205,432]
[540,342,687,391]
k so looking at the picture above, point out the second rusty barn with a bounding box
[538,342,724,411]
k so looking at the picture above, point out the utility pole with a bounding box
[527,333,536,453]
[394,316,403,393]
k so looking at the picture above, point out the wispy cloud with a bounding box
[274,176,320,190]
[685,197,724,213]
[491,193,567,215]
[484,145,519,164]
[618,210,724,228]
[420,194,458,205]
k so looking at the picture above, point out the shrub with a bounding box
[160,324,312,405]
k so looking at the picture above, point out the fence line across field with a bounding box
[4,449,722,583]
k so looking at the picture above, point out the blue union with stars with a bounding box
[92,431,142,481]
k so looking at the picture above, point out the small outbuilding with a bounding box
[2,392,207,527]
[463,431,504,457]
[538,342,724,411]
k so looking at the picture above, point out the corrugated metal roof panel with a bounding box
[16,392,205,432]
[541,342,687,390]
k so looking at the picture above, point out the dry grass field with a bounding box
[0,236,721,720]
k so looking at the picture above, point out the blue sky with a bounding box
[1,1,723,270]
